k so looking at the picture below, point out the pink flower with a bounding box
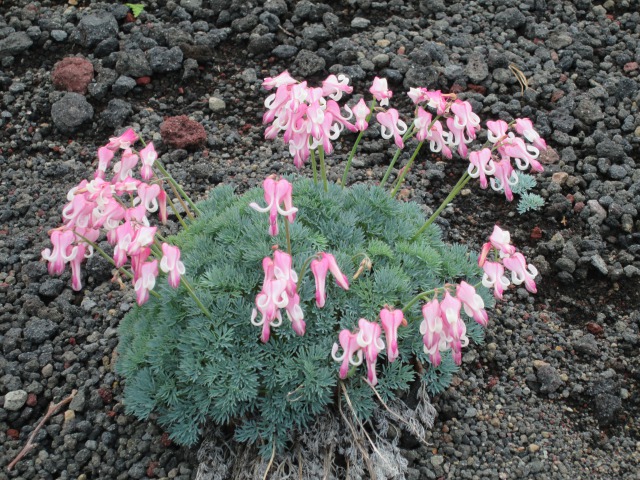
[69,243,87,291]
[356,318,385,386]
[331,329,363,379]
[127,225,157,256]
[414,107,433,142]
[446,117,470,158]
[490,159,519,201]
[139,142,158,180]
[325,100,357,133]
[134,260,158,305]
[500,137,544,173]
[486,120,509,144]
[322,74,353,101]
[376,108,408,149]
[488,225,516,256]
[515,118,547,151]
[439,291,468,365]
[113,222,134,267]
[131,247,151,282]
[273,250,298,298]
[420,299,445,366]
[380,307,405,362]
[262,71,297,90]
[467,148,495,189]
[106,128,138,151]
[160,243,185,288]
[310,253,349,308]
[456,281,488,327]
[112,149,139,182]
[422,119,452,159]
[135,183,162,213]
[95,147,115,179]
[251,277,287,343]
[481,261,510,299]
[503,252,538,294]
[249,177,298,236]
[347,98,371,132]
[42,229,77,275]
[62,194,95,229]
[285,293,306,336]
[92,198,125,231]
[407,87,430,105]
[450,100,480,141]
[369,77,392,106]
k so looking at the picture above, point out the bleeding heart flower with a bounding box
[310,253,349,308]
[160,243,185,288]
[369,77,392,106]
[456,281,488,327]
[503,252,538,294]
[380,307,404,362]
[356,318,385,385]
[331,329,363,379]
[134,260,158,305]
[322,74,353,101]
[376,108,408,149]
[106,128,138,151]
[249,177,298,236]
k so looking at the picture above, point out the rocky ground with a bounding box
[1,0,639,478]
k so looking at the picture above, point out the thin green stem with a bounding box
[296,255,318,291]
[341,99,377,188]
[164,192,189,230]
[318,146,328,192]
[390,140,424,197]
[310,149,318,185]
[411,172,471,241]
[181,276,212,319]
[284,219,292,257]
[379,124,416,187]
[154,161,202,216]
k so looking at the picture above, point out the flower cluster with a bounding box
[331,307,406,386]
[479,225,539,299]
[466,119,547,201]
[420,282,486,367]
[41,129,185,305]
[250,178,350,342]
[262,71,364,167]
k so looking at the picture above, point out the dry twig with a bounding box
[509,63,529,95]
[7,389,77,471]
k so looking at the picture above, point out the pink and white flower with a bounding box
[503,252,539,294]
[95,147,115,179]
[249,177,297,237]
[420,299,445,366]
[331,329,363,379]
[310,252,349,308]
[346,98,371,132]
[380,307,404,362]
[139,142,158,180]
[322,74,353,101]
[456,281,488,327]
[481,261,510,299]
[160,243,185,288]
[134,260,158,305]
[356,318,385,385]
[42,229,77,275]
[467,148,495,189]
[376,108,408,149]
[105,128,138,151]
[369,77,392,106]
[515,118,547,151]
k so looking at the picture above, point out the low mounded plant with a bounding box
[42,71,543,476]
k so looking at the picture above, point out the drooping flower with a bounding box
[500,137,544,173]
[446,116,470,158]
[322,74,353,101]
[486,120,509,144]
[439,291,468,365]
[456,281,488,327]
[356,318,385,385]
[273,250,298,298]
[450,100,481,141]
[112,149,139,182]
[249,177,298,236]
[467,148,495,189]
[310,252,349,308]
[62,194,95,229]
[105,128,138,151]
[42,229,77,275]
[68,243,87,291]
[414,107,433,142]
[139,142,158,180]
[135,183,162,213]
[420,298,445,366]
[251,277,287,343]
[369,77,392,106]
[481,261,510,299]
[515,118,547,151]
[95,147,115,179]
[285,293,306,336]
[160,243,186,288]
[380,307,405,362]
[134,260,158,305]
[127,225,157,256]
[347,98,371,132]
[488,225,516,256]
[503,252,539,294]
[490,159,519,201]
[262,70,298,90]
[376,108,408,149]
[331,329,363,379]
[420,118,452,159]
[113,221,134,267]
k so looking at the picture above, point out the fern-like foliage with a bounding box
[116,179,488,453]
[125,3,145,17]
[517,192,545,214]
[511,172,537,195]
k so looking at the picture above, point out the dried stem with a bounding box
[7,390,77,471]
[262,441,277,480]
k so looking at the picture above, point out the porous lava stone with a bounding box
[160,115,207,150]
[51,56,94,94]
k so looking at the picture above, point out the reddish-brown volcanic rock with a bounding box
[51,56,95,94]
[160,115,207,150]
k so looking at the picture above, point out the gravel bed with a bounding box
[1,0,639,478]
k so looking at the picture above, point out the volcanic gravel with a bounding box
[1,0,639,479]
